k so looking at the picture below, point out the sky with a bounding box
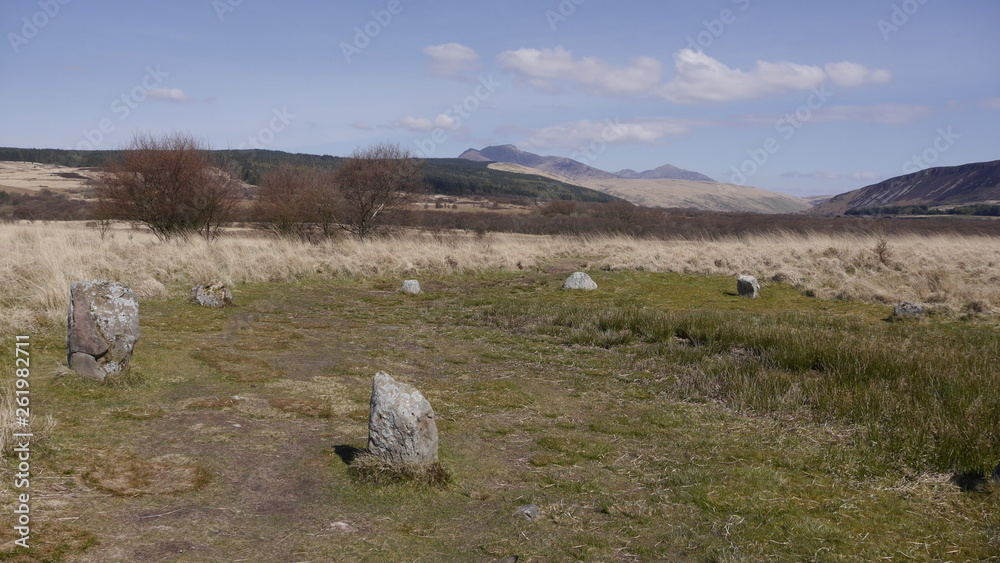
[1,0,998,198]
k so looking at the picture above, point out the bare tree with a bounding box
[253,164,321,240]
[332,143,424,239]
[94,132,241,241]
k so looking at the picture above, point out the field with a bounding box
[1,222,999,561]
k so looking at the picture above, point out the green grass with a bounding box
[1,270,998,561]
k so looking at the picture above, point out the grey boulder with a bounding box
[562,272,597,290]
[399,280,421,295]
[192,280,233,307]
[737,275,760,298]
[368,371,438,465]
[67,281,140,381]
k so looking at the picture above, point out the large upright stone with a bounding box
[192,280,233,307]
[894,302,923,318]
[399,280,421,295]
[368,371,438,465]
[67,281,140,382]
[737,275,760,299]
[563,272,598,290]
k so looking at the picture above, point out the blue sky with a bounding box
[1,0,998,197]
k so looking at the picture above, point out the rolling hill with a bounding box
[576,177,812,214]
[0,147,618,204]
[811,160,1000,216]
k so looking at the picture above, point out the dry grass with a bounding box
[2,222,996,336]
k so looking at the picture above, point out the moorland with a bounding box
[1,219,999,561]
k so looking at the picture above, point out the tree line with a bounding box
[92,132,424,241]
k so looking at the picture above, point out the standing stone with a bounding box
[737,275,760,298]
[368,371,438,465]
[192,280,233,307]
[893,302,923,318]
[562,272,598,290]
[399,280,421,295]
[67,281,140,382]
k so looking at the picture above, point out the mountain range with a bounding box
[459,145,715,183]
[810,160,1000,216]
[460,145,810,214]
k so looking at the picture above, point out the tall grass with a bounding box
[484,301,1000,474]
[2,222,998,334]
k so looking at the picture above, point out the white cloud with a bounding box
[394,117,434,132]
[497,46,663,96]
[521,117,702,151]
[824,61,892,88]
[424,43,480,77]
[497,47,892,104]
[351,121,373,131]
[656,49,827,104]
[147,88,191,102]
[394,114,460,132]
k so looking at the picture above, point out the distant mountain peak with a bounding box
[458,145,714,184]
[616,164,716,183]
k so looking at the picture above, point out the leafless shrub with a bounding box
[94,132,240,241]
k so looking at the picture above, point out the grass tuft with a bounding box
[347,452,452,488]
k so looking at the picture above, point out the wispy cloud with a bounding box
[824,61,892,88]
[394,115,460,132]
[147,88,191,102]
[424,43,480,77]
[812,104,932,125]
[981,97,1000,110]
[521,116,705,150]
[781,170,882,182]
[739,103,932,126]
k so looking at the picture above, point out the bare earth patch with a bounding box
[82,452,209,496]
